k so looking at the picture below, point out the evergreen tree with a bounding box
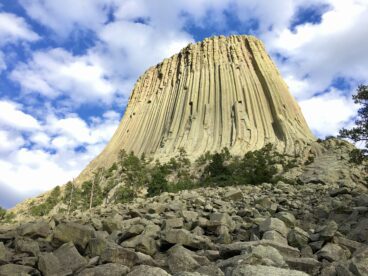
[0,206,6,220]
[147,166,169,197]
[339,84,368,163]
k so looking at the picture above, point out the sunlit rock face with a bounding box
[79,35,315,182]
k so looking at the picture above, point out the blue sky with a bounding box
[0,0,367,208]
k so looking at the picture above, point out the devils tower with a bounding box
[78,35,315,182]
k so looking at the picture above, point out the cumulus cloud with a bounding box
[267,0,368,99]
[299,89,359,137]
[19,0,110,36]
[10,48,116,104]
[0,100,40,131]
[0,130,25,153]
[0,107,120,202]
[0,12,40,44]
[0,51,6,72]
[97,20,193,78]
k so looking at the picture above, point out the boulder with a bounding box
[121,235,157,256]
[19,220,51,238]
[162,229,213,250]
[0,264,40,276]
[167,245,207,274]
[0,243,10,264]
[38,252,67,276]
[163,218,184,230]
[181,211,199,223]
[287,227,309,249]
[230,264,309,276]
[14,237,40,256]
[53,222,95,251]
[78,263,130,276]
[348,218,368,242]
[262,230,288,245]
[333,236,364,253]
[259,218,289,238]
[54,242,87,272]
[275,212,296,228]
[329,187,350,197]
[219,240,300,259]
[100,246,138,268]
[217,245,286,270]
[317,220,338,241]
[120,224,145,241]
[127,265,170,276]
[284,257,321,275]
[224,189,243,201]
[209,213,236,231]
[317,243,348,262]
[196,265,224,276]
[349,246,368,276]
[86,237,114,257]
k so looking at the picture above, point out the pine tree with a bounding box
[339,84,368,163]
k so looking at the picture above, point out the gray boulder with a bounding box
[284,257,321,275]
[162,229,213,250]
[53,222,95,251]
[259,218,289,238]
[19,220,51,238]
[287,227,309,249]
[100,246,138,268]
[54,242,87,272]
[121,234,157,256]
[0,263,40,276]
[38,252,67,276]
[229,264,309,276]
[78,263,130,276]
[167,245,209,274]
[275,212,296,228]
[127,265,170,276]
[14,237,40,256]
[349,246,368,276]
[317,243,348,262]
[0,242,10,264]
[317,220,338,241]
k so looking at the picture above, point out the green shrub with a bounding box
[30,186,61,216]
[206,152,230,178]
[169,178,198,193]
[237,144,278,185]
[195,151,212,166]
[349,149,366,164]
[0,209,15,223]
[147,167,169,197]
[115,186,135,203]
[0,206,6,220]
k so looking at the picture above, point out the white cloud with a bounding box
[0,109,120,197]
[19,0,109,36]
[299,89,358,137]
[10,48,116,104]
[0,51,6,72]
[267,0,368,99]
[0,12,40,44]
[0,100,40,131]
[0,130,25,153]
[98,20,193,78]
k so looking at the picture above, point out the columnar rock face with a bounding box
[80,35,314,181]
